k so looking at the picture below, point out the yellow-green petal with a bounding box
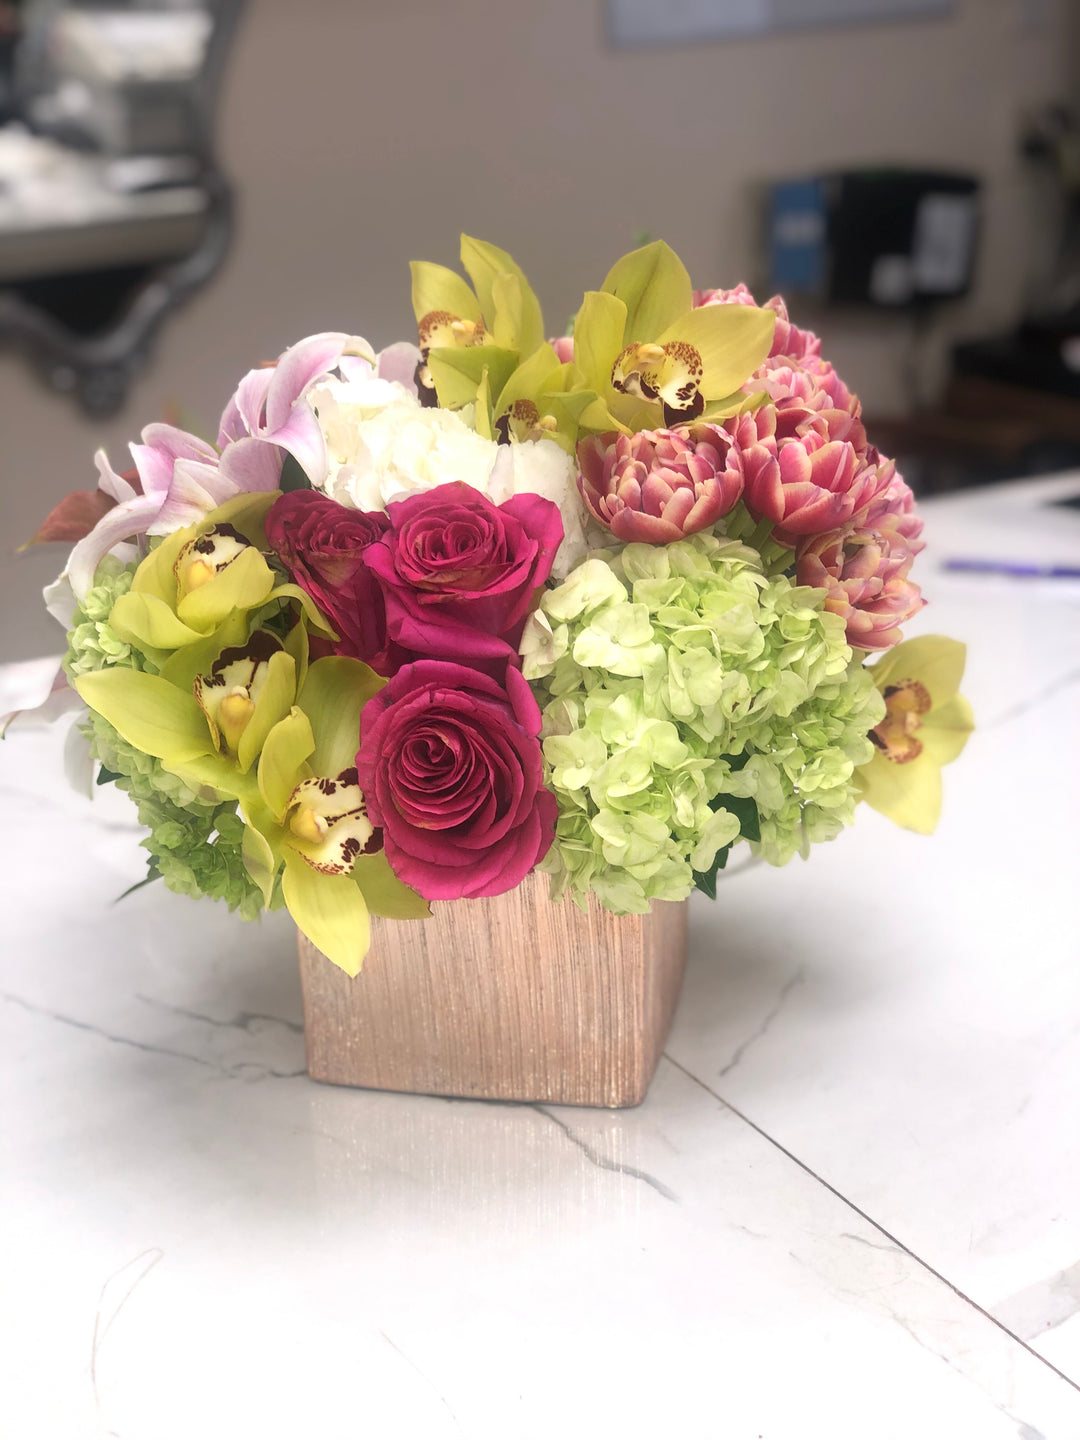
[283,853,371,976]
[870,635,967,707]
[299,656,384,778]
[109,591,203,652]
[572,290,628,396]
[74,669,212,763]
[658,303,775,399]
[258,707,315,818]
[491,270,545,358]
[410,259,483,326]
[601,240,693,345]
[353,850,431,920]
[857,751,942,834]
[460,234,540,335]
[426,344,518,411]
[919,692,975,766]
[237,649,297,773]
[176,545,275,631]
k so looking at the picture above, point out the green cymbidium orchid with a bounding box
[855,634,974,834]
[75,647,428,974]
[106,492,330,670]
[238,656,430,973]
[410,235,590,452]
[571,240,775,435]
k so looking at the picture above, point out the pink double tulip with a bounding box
[577,424,744,543]
[796,518,925,650]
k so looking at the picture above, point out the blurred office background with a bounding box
[0,0,1076,661]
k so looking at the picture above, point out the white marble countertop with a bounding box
[2,474,1080,1440]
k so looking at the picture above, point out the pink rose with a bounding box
[266,491,399,674]
[364,482,563,676]
[356,661,556,900]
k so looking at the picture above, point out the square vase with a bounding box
[297,872,689,1108]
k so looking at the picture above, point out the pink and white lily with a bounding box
[53,332,396,604]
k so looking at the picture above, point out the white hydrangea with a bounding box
[309,374,592,578]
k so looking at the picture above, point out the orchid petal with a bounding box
[74,669,212,763]
[237,650,298,774]
[145,460,241,536]
[298,656,384,779]
[282,852,370,977]
[258,707,315,819]
[352,850,430,920]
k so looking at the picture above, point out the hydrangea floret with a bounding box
[521,532,885,910]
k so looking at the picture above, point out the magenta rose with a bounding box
[364,482,563,675]
[265,491,398,673]
[356,661,556,900]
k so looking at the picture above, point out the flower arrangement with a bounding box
[19,237,973,974]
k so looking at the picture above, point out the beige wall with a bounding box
[1,0,1071,661]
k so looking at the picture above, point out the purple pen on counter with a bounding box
[943,558,1080,579]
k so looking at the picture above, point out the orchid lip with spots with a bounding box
[25,234,969,977]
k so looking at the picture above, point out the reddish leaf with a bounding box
[21,489,117,550]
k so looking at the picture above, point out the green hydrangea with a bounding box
[62,556,143,678]
[521,533,885,912]
[84,707,264,920]
[66,556,264,920]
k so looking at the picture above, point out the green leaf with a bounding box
[694,784,760,900]
[601,240,692,345]
[572,291,627,396]
[74,669,212,763]
[410,259,482,325]
[279,454,312,493]
[693,844,731,900]
[283,852,371,976]
[113,858,162,904]
[711,791,761,843]
[352,850,431,920]
[96,764,122,786]
[237,650,297,773]
[258,707,315,818]
[299,657,384,779]
[658,303,775,400]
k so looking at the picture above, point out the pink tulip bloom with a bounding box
[796,521,926,651]
[578,424,744,544]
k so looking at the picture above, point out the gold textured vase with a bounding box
[297,871,688,1108]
